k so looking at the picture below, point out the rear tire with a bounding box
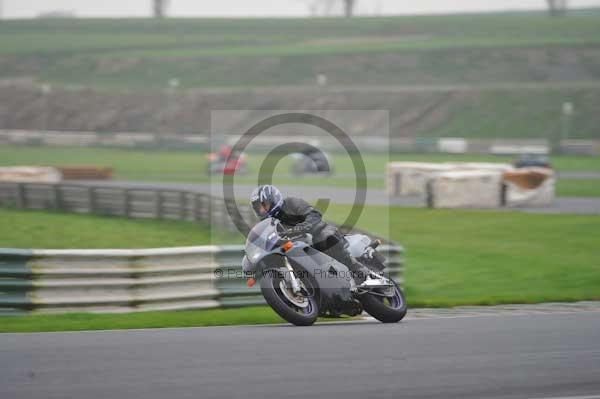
[360,279,407,323]
[260,268,319,326]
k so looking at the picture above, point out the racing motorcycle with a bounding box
[242,218,407,326]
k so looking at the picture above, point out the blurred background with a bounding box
[1,0,600,324]
[3,5,600,399]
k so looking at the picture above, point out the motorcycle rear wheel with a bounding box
[360,278,407,323]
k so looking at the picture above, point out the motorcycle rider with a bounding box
[250,184,372,284]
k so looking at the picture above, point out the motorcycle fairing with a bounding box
[285,243,354,310]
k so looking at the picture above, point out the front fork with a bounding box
[283,256,302,294]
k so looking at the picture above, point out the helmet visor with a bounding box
[252,200,267,218]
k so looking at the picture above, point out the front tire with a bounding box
[360,279,407,323]
[260,268,319,326]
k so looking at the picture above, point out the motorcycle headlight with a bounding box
[265,231,279,251]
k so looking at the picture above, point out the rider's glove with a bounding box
[364,246,376,259]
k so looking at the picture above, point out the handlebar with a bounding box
[281,232,313,244]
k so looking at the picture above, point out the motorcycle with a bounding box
[290,151,334,176]
[242,217,407,326]
[206,151,247,176]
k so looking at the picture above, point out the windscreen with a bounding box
[245,218,281,264]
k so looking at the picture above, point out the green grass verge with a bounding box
[0,307,283,333]
[0,306,361,333]
[0,146,354,188]
[1,203,599,330]
[557,179,600,197]
[2,145,600,174]
[2,146,600,194]
[0,208,241,248]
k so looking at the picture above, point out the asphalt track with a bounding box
[76,180,600,215]
[2,311,600,399]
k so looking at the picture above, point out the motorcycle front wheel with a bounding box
[259,267,319,326]
[360,278,407,323]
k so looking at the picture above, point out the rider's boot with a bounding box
[317,231,372,285]
[335,249,372,285]
[349,257,372,285]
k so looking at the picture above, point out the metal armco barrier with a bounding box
[0,182,404,315]
[0,245,404,315]
[0,181,390,240]
[0,182,254,234]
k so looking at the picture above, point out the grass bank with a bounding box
[0,13,599,88]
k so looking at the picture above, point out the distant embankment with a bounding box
[1,81,600,139]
